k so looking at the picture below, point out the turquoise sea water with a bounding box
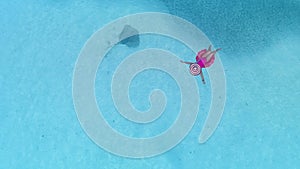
[1,0,299,168]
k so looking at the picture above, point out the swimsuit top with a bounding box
[197,58,206,68]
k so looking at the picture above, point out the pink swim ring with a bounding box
[195,49,215,68]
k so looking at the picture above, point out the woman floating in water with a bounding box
[180,45,221,84]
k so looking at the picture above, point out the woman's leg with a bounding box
[206,48,221,62]
[208,45,211,51]
[201,45,212,59]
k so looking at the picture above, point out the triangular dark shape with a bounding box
[119,25,140,48]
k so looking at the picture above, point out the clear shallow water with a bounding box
[1,0,299,169]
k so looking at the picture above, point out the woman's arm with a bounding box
[180,60,194,65]
[199,71,205,84]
